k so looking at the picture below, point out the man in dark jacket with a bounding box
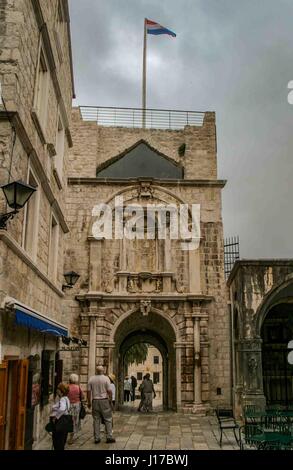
[140,373,156,412]
[131,375,137,402]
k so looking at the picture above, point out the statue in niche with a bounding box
[127,277,136,293]
[247,355,258,389]
[175,279,185,293]
[155,278,163,292]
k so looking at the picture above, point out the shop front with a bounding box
[0,299,69,450]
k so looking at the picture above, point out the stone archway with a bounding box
[110,308,178,411]
[261,302,293,406]
[243,280,293,409]
[119,331,168,410]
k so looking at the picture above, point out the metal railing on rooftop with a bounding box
[79,106,205,130]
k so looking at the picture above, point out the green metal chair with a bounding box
[239,424,263,450]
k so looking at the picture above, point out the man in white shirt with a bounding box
[87,365,115,444]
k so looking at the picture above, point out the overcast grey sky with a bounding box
[69,0,293,259]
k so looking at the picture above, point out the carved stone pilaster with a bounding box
[239,338,266,410]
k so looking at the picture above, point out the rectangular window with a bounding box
[153,356,159,365]
[48,214,59,281]
[55,114,65,180]
[137,372,143,381]
[153,372,160,384]
[23,170,40,260]
[54,0,66,62]
[34,49,49,130]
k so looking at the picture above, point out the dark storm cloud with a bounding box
[69,0,293,258]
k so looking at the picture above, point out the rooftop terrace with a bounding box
[79,106,206,130]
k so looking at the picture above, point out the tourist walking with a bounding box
[137,375,146,412]
[123,375,132,402]
[87,365,115,444]
[67,374,85,444]
[49,383,71,450]
[131,375,137,402]
[141,373,156,412]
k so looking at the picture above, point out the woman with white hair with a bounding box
[67,373,85,444]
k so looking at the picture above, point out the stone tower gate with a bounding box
[65,107,230,413]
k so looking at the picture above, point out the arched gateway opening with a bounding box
[111,310,178,411]
[261,303,293,406]
[258,281,293,407]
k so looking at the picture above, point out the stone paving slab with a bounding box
[36,409,240,451]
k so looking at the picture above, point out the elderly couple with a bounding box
[50,366,115,449]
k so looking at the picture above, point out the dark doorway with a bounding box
[261,303,293,406]
[24,355,40,450]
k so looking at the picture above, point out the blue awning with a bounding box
[13,303,69,337]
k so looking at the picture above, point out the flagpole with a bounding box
[142,18,147,128]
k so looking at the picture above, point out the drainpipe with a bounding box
[230,285,236,413]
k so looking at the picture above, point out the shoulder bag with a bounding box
[55,398,74,433]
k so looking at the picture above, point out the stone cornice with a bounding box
[0,111,69,233]
[227,258,293,286]
[174,341,209,348]
[0,230,64,298]
[68,177,226,188]
[184,313,209,319]
[75,293,214,303]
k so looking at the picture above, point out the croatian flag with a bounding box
[146,19,176,38]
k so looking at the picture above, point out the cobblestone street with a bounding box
[37,405,240,451]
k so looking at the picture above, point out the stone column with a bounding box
[175,344,182,411]
[89,238,103,291]
[88,316,97,378]
[107,343,116,374]
[189,245,201,293]
[193,316,202,404]
[240,338,266,411]
[120,239,127,270]
[164,235,172,271]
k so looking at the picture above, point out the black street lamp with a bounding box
[62,271,80,291]
[0,180,37,229]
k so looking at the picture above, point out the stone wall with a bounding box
[0,0,74,448]
[70,108,217,180]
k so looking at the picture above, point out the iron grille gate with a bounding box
[262,346,293,406]
[224,236,240,279]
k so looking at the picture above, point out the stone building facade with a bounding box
[228,260,293,418]
[128,346,164,402]
[65,107,231,414]
[0,0,74,449]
